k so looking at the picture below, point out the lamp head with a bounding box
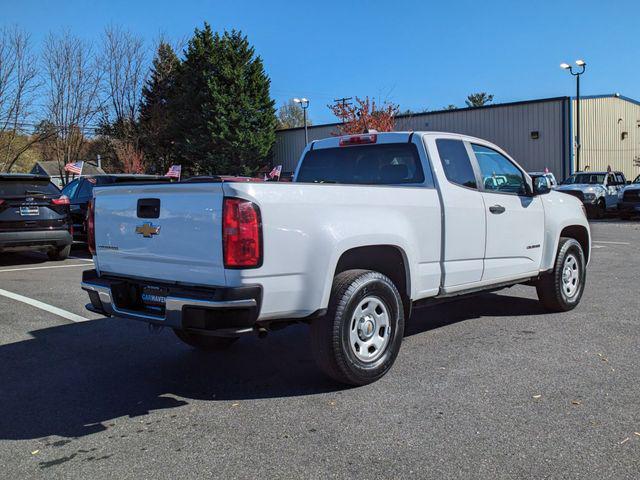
[560,62,571,70]
[575,59,586,67]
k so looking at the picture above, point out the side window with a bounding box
[61,179,79,199]
[606,174,616,186]
[472,144,526,195]
[615,173,625,185]
[77,180,94,200]
[435,139,477,189]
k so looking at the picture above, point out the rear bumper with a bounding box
[0,229,72,249]
[81,270,262,336]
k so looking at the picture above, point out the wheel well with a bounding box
[335,245,410,316]
[560,225,590,262]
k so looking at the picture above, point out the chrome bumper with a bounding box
[81,280,257,331]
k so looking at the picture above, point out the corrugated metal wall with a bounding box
[275,98,568,178]
[571,96,640,180]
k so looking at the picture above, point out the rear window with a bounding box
[0,179,60,197]
[296,143,426,185]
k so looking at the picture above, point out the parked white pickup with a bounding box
[82,131,590,385]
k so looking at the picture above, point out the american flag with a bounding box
[268,165,282,180]
[165,164,182,179]
[64,161,84,175]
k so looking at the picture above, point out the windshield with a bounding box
[0,179,60,197]
[562,173,605,185]
[634,175,640,184]
[296,143,425,185]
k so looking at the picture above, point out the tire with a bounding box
[596,199,606,219]
[536,237,586,312]
[310,269,405,386]
[173,329,239,351]
[47,244,71,261]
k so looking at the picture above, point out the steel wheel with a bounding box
[562,254,580,298]
[349,296,391,363]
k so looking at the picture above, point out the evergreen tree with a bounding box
[173,24,276,175]
[138,42,180,175]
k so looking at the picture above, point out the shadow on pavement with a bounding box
[0,291,546,441]
[0,244,91,267]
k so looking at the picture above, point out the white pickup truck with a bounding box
[82,132,590,385]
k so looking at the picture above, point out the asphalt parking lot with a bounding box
[0,221,639,479]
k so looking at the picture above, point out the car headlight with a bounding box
[584,192,596,201]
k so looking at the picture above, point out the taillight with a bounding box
[52,195,70,205]
[339,133,378,146]
[87,199,96,255]
[223,197,262,268]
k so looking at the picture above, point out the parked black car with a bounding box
[62,175,172,242]
[0,174,72,260]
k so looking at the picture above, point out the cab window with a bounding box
[435,139,477,189]
[472,144,526,195]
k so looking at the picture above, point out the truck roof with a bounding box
[310,131,497,150]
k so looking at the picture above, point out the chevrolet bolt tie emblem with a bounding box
[135,222,161,238]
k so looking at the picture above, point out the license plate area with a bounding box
[141,285,169,312]
[20,206,40,216]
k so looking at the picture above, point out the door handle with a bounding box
[489,205,506,214]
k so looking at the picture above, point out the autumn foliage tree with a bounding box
[328,96,399,134]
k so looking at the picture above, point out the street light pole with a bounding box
[293,97,310,145]
[560,60,587,172]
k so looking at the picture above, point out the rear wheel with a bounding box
[536,237,586,312]
[173,329,239,351]
[310,269,405,386]
[47,244,70,261]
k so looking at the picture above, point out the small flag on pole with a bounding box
[268,165,282,180]
[64,161,84,175]
[165,165,182,180]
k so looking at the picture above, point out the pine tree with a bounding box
[138,41,180,175]
[173,24,276,175]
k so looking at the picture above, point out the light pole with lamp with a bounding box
[560,59,586,172]
[293,97,310,144]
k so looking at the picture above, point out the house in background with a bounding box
[30,161,105,188]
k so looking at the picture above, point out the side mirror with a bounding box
[532,175,551,195]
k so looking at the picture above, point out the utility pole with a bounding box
[333,97,353,108]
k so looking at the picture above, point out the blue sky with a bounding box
[4,0,639,124]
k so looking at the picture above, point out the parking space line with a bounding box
[0,264,91,273]
[592,240,631,245]
[0,287,90,323]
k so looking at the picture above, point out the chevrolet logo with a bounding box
[135,222,161,238]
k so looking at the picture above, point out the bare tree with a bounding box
[41,30,102,184]
[100,25,147,171]
[101,25,147,131]
[0,26,41,172]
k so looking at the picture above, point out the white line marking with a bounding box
[69,256,94,262]
[0,287,90,323]
[592,240,630,245]
[0,263,90,273]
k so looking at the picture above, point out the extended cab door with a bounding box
[469,143,544,281]
[430,137,486,288]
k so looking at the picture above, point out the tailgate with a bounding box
[93,182,227,286]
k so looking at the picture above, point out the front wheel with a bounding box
[536,237,586,312]
[310,269,405,386]
[173,329,239,351]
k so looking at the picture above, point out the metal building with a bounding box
[274,94,640,181]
